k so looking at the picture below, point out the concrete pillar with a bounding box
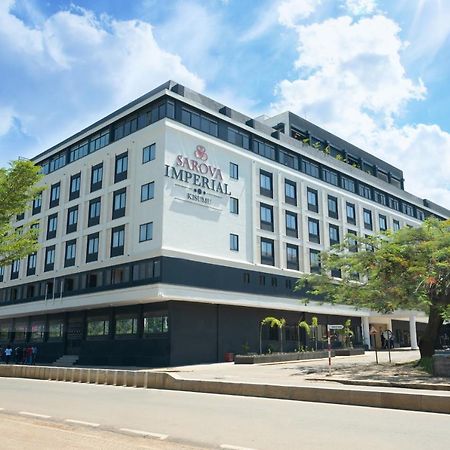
[362,316,371,350]
[409,315,419,350]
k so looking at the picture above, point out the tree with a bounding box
[296,218,450,359]
[259,317,286,354]
[0,160,42,266]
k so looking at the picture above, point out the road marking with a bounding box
[19,411,51,419]
[119,428,168,440]
[65,419,100,428]
[220,445,257,450]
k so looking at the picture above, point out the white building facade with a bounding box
[0,81,447,365]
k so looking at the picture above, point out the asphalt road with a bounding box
[0,378,448,449]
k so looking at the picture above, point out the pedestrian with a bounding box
[32,345,38,365]
[4,344,13,364]
[380,331,386,349]
[15,346,22,364]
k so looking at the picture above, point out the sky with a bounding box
[0,0,449,209]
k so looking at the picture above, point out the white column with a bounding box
[409,315,419,350]
[362,316,371,350]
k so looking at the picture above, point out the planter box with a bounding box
[234,350,331,365]
[334,348,365,357]
[433,352,450,377]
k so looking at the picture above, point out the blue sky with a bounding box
[1,0,449,208]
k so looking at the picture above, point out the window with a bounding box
[65,240,76,267]
[111,225,125,257]
[260,170,273,197]
[89,130,110,153]
[112,188,127,219]
[253,140,275,160]
[181,107,218,136]
[230,162,239,180]
[378,170,389,182]
[86,233,99,263]
[285,211,298,238]
[346,202,356,225]
[285,180,297,205]
[379,214,387,231]
[115,316,138,336]
[49,182,60,208]
[363,209,373,230]
[393,219,400,232]
[69,173,81,200]
[230,233,239,251]
[143,314,169,335]
[322,168,338,186]
[347,230,358,252]
[417,209,425,221]
[341,176,355,193]
[227,127,250,149]
[309,249,321,274]
[359,184,372,200]
[230,197,239,214]
[389,197,400,211]
[260,238,275,266]
[279,150,297,169]
[141,182,155,202]
[27,253,37,276]
[302,159,320,178]
[69,141,89,163]
[32,194,42,215]
[115,151,128,183]
[308,218,320,243]
[87,319,110,337]
[47,213,58,240]
[44,246,55,272]
[143,143,156,163]
[0,267,4,282]
[307,188,318,213]
[66,206,78,234]
[139,222,153,242]
[375,191,386,206]
[260,203,274,231]
[48,321,64,339]
[328,195,338,219]
[91,163,103,192]
[286,244,299,270]
[11,260,20,279]
[88,197,101,227]
[402,203,414,217]
[329,224,340,245]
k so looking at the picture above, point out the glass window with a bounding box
[86,233,99,262]
[359,184,372,200]
[141,182,155,202]
[47,214,58,239]
[260,204,274,231]
[346,202,356,225]
[70,173,81,199]
[230,162,239,180]
[375,191,386,206]
[32,194,42,214]
[88,198,101,226]
[91,163,103,191]
[115,152,128,183]
[285,180,297,205]
[230,233,239,251]
[379,214,387,231]
[143,314,169,335]
[112,189,126,219]
[49,321,64,339]
[139,222,153,242]
[260,170,273,197]
[230,197,239,214]
[143,144,156,163]
[308,218,320,243]
[329,224,340,245]
[181,107,218,136]
[50,183,60,207]
[363,209,373,230]
[227,127,250,150]
[322,168,338,186]
[389,197,400,211]
[115,316,138,335]
[393,219,400,232]
[286,244,299,270]
[27,253,37,271]
[347,230,358,252]
[253,140,275,160]
[67,206,78,233]
[45,246,55,270]
[65,240,77,264]
[285,211,298,237]
[328,195,338,219]
[260,238,275,266]
[341,176,355,193]
[307,188,318,213]
[87,319,110,337]
[309,249,321,274]
[302,160,320,178]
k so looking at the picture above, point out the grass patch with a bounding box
[416,357,433,374]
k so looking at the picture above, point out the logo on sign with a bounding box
[194,145,208,161]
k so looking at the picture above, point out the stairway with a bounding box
[53,355,79,367]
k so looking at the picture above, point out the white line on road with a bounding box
[220,445,257,450]
[65,419,100,427]
[119,428,168,440]
[19,411,51,419]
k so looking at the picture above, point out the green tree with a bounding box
[259,317,286,354]
[0,160,42,266]
[296,218,450,359]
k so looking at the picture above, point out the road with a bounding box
[0,377,448,449]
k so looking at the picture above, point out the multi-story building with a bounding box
[0,81,448,366]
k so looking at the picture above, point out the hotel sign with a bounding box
[165,145,231,208]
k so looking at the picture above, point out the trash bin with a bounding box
[224,352,234,362]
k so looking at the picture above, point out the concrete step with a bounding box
[53,355,79,367]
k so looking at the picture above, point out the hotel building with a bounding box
[0,81,448,366]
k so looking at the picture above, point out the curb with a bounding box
[1,364,449,415]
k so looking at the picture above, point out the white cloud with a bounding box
[0,2,204,158]
[0,107,14,136]
[278,0,321,28]
[273,13,450,209]
[343,0,376,16]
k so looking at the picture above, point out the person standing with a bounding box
[4,344,12,364]
[32,345,38,365]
